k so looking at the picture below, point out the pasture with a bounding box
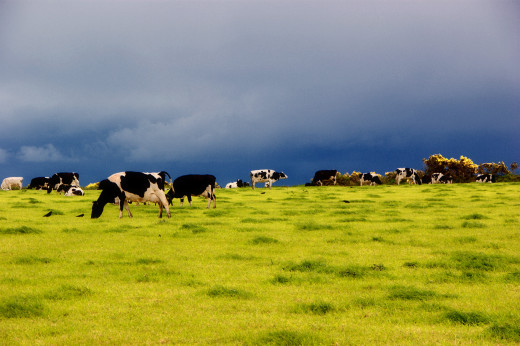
[1,183,519,344]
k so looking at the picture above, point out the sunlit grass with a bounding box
[0,183,519,343]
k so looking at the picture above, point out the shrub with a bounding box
[478,162,510,175]
[423,154,478,183]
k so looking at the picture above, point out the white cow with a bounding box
[1,177,23,190]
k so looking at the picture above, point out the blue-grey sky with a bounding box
[1,0,519,186]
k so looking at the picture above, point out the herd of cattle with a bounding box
[1,168,497,219]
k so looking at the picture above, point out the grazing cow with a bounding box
[57,184,85,196]
[225,179,244,189]
[421,175,432,184]
[431,173,444,184]
[250,169,287,189]
[91,171,171,219]
[166,174,216,208]
[311,170,337,186]
[476,174,495,183]
[395,168,421,185]
[47,172,80,194]
[439,175,453,184]
[1,177,23,190]
[28,177,50,190]
[360,173,382,186]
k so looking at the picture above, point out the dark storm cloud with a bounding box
[0,0,518,184]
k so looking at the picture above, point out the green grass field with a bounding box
[1,183,519,344]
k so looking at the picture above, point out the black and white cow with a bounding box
[311,170,337,186]
[395,168,421,185]
[57,184,85,196]
[439,175,453,184]
[225,179,244,189]
[431,173,444,184]
[91,171,171,219]
[47,172,80,194]
[166,174,216,208]
[360,173,382,186]
[28,177,50,190]
[250,169,287,189]
[476,174,495,183]
[1,177,23,190]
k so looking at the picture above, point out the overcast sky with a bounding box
[1,0,518,186]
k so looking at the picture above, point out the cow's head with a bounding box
[91,179,121,219]
[91,200,105,219]
[165,188,175,205]
[276,172,288,180]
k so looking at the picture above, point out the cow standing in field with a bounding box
[476,174,495,183]
[29,177,50,190]
[250,169,287,189]
[1,177,23,190]
[421,175,432,184]
[47,172,80,194]
[91,171,171,219]
[395,168,421,185]
[431,173,444,184]
[311,170,337,186]
[166,174,216,208]
[360,173,382,186]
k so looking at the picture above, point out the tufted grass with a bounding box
[0,183,519,344]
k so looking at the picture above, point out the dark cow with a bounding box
[57,184,85,196]
[29,177,50,190]
[476,174,495,183]
[91,171,171,219]
[47,172,80,194]
[421,175,432,184]
[165,174,216,208]
[395,168,421,185]
[360,173,382,186]
[250,169,287,189]
[311,170,337,186]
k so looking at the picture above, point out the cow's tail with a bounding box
[160,171,174,205]
[160,171,173,187]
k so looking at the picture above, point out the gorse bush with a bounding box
[422,153,516,183]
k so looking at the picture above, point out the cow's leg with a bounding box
[251,181,255,189]
[180,198,184,207]
[188,195,192,207]
[119,198,125,218]
[158,202,163,218]
[157,192,170,218]
[122,200,133,218]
